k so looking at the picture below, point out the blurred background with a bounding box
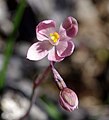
[0,0,109,120]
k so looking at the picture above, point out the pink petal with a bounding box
[48,47,64,62]
[27,41,52,61]
[36,20,56,41]
[56,40,74,57]
[60,16,78,38]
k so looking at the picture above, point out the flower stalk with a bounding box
[50,61,66,90]
[19,65,51,120]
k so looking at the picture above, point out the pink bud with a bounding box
[59,87,78,112]
[62,16,78,38]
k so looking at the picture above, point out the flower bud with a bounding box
[62,16,78,38]
[59,87,78,112]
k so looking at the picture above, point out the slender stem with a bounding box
[19,65,51,120]
[50,61,66,90]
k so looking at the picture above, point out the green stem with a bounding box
[0,0,26,89]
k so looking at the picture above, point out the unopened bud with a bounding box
[59,87,78,112]
[62,16,78,37]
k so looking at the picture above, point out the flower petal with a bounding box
[56,40,74,57]
[48,47,64,62]
[27,41,52,61]
[36,20,56,41]
[60,16,78,38]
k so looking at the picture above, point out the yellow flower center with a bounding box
[50,32,60,43]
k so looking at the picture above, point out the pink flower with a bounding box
[59,87,78,112]
[27,16,78,62]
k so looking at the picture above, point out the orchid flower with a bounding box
[27,16,78,62]
[20,17,79,119]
